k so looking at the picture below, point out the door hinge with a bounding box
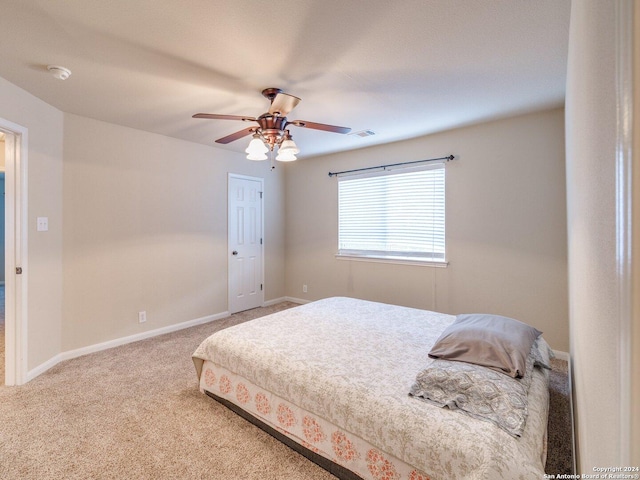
[16,267,22,275]
[260,284,263,291]
[259,191,263,199]
[260,238,263,245]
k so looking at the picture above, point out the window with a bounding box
[337,163,446,265]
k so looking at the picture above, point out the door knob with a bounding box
[232,251,238,255]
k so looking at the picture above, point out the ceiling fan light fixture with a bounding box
[193,88,351,166]
[245,134,268,156]
[278,137,300,155]
[246,151,268,161]
[275,149,298,162]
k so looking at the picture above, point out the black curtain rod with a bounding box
[328,154,455,177]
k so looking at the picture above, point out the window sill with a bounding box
[335,253,449,268]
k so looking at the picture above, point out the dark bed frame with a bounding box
[205,391,364,480]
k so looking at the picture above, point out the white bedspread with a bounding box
[193,297,549,479]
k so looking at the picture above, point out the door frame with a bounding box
[615,0,638,465]
[0,117,28,386]
[227,173,265,313]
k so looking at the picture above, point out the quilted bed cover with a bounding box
[192,297,549,480]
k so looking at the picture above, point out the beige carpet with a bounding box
[0,301,572,479]
[546,357,574,475]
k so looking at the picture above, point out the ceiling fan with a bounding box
[193,88,351,162]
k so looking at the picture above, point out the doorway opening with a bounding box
[0,133,5,381]
[0,119,27,386]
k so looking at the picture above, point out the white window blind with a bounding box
[338,164,445,263]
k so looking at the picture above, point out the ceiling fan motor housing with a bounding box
[257,114,288,148]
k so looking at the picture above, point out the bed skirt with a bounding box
[199,360,432,480]
[205,391,364,480]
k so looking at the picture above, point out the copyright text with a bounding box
[543,467,640,480]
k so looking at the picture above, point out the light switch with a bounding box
[37,217,48,232]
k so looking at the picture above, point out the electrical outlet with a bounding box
[302,284,308,293]
[138,311,147,323]
[37,217,49,232]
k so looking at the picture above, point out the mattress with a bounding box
[192,297,549,480]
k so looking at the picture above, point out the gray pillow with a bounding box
[428,314,542,378]
[532,337,553,370]
[410,340,543,437]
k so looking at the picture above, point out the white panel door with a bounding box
[228,174,263,313]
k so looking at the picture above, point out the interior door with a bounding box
[228,174,263,314]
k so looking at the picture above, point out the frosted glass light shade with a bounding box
[278,138,299,155]
[247,151,268,161]
[275,150,297,162]
[245,137,268,155]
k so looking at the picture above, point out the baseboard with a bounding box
[553,349,570,361]
[26,353,64,382]
[284,296,310,305]
[27,310,230,382]
[262,296,287,307]
[264,296,309,306]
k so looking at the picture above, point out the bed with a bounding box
[192,297,550,480]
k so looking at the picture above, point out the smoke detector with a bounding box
[47,65,72,80]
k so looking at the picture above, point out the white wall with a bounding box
[565,0,637,469]
[0,76,64,372]
[62,113,285,351]
[285,108,569,351]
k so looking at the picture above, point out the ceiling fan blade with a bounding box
[215,127,256,144]
[288,120,351,134]
[268,93,301,116]
[193,113,256,122]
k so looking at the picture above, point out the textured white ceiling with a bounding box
[0,0,571,159]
